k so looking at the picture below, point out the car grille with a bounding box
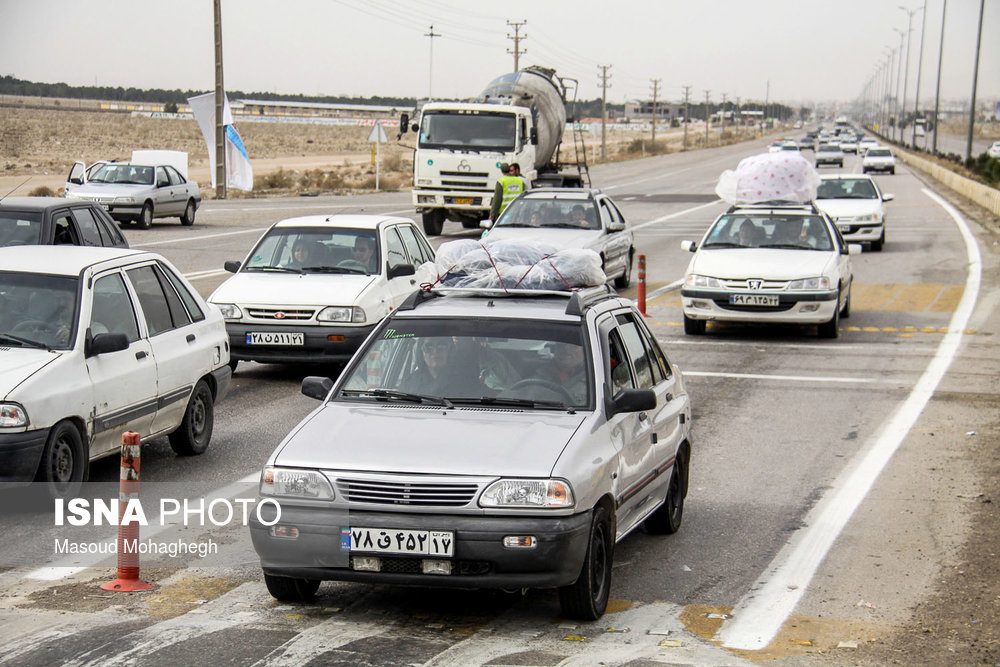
[358,557,493,576]
[714,300,795,313]
[440,170,490,178]
[336,478,479,507]
[246,307,315,320]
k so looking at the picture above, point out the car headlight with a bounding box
[479,479,574,508]
[787,277,831,290]
[114,196,135,204]
[317,306,366,323]
[855,213,879,222]
[685,274,725,289]
[0,403,28,428]
[260,467,335,500]
[214,303,243,320]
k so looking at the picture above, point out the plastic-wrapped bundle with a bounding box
[715,151,820,205]
[434,239,606,290]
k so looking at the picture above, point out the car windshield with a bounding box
[817,145,839,152]
[817,179,878,200]
[244,227,381,275]
[867,149,892,157]
[419,111,516,151]
[702,214,834,251]
[89,164,154,185]
[0,211,42,246]
[0,272,79,349]
[337,317,591,409]
[495,196,600,230]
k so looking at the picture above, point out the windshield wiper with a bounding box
[449,396,573,411]
[302,266,365,274]
[701,242,742,248]
[342,389,453,408]
[244,266,303,274]
[759,243,814,250]
[0,333,51,350]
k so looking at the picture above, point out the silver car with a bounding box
[249,285,692,620]
[65,161,201,229]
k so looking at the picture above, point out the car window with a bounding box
[632,314,672,382]
[158,261,205,322]
[155,167,170,188]
[396,224,433,265]
[598,201,614,228]
[245,227,378,274]
[165,166,185,186]
[93,207,126,247]
[0,272,78,349]
[607,329,634,395]
[616,315,654,389]
[606,200,627,225]
[126,265,181,336]
[91,272,140,343]
[52,213,80,245]
[70,207,105,246]
[0,210,41,246]
[384,227,408,271]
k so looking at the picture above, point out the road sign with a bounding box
[367,122,388,144]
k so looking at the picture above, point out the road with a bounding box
[0,138,997,665]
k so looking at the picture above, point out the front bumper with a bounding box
[226,322,376,364]
[250,505,592,589]
[835,222,884,243]
[681,288,839,324]
[0,429,50,483]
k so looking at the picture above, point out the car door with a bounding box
[84,270,157,458]
[166,166,192,211]
[382,225,423,308]
[153,166,180,215]
[598,198,630,276]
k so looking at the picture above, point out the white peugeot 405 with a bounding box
[814,174,894,252]
[680,203,861,338]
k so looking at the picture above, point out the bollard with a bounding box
[101,431,154,592]
[637,254,647,317]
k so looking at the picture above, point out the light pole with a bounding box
[909,3,927,148]
[965,0,985,162]
[899,5,918,147]
[883,46,895,134]
[893,28,906,142]
[932,0,947,155]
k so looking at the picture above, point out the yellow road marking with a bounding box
[883,283,944,311]
[929,285,964,312]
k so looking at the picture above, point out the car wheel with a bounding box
[613,252,633,289]
[137,202,153,230]
[263,572,320,602]
[683,314,706,335]
[644,446,688,535]
[889,167,895,175]
[818,292,841,338]
[168,380,214,456]
[871,230,884,252]
[228,358,239,373]
[37,420,87,498]
[180,199,196,226]
[558,505,613,621]
[422,211,444,236]
[862,167,869,173]
[841,286,852,319]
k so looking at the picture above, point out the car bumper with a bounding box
[0,429,50,483]
[250,505,592,589]
[815,158,843,165]
[835,222,883,242]
[210,365,232,403]
[681,288,839,324]
[226,322,377,364]
[863,163,895,172]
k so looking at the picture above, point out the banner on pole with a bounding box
[187,92,253,191]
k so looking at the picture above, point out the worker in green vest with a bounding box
[489,162,525,222]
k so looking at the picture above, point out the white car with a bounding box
[838,137,858,154]
[815,143,844,168]
[679,203,860,338]
[862,147,896,174]
[0,246,231,494]
[815,175,894,251]
[858,138,879,154]
[480,188,635,288]
[209,215,437,369]
[987,141,1000,160]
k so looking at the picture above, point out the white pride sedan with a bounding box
[680,203,861,338]
[814,175,894,251]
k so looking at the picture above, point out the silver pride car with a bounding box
[249,285,692,620]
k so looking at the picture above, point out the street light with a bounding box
[899,5,919,147]
[932,0,947,155]
[893,27,906,142]
[909,4,927,148]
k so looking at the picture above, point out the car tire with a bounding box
[683,314,706,335]
[263,572,320,602]
[862,167,869,173]
[168,379,214,456]
[613,252,633,289]
[889,167,895,174]
[137,202,153,230]
[558,505,613,621]
[644,446,688,535]
[871,230,884,252]
[841,286,852,319]
[818,292,841,339]
[36,420,87,498]
[228,358,239,373]
[422,211,444,236]
[180,199,197,226]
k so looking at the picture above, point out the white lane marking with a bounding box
[251,621,390,667]
[24,473,260,581]
[683,371,884,384]
[717,187,981,650]
[603,152,737,190]
[631,200,724,231]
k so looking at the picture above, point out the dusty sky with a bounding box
[1,0,997,109]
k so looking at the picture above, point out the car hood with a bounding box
[689,248,835,280]
[485,227,606,249]
[814,200,882,217]
[274,403,586,477]
[210,272,378,306]
[0,347,60,398]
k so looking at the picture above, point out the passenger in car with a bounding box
[402,338,455,396]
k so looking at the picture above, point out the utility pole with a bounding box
[704,90,711,146]
[598,65,611,161]
[721,93,727,138]
[899,5,917,146]
[736,96,741,138]
[682,85,691,150]
[506,20,527,72]
[764,80,769,134]
[966,0,985,162]
[213,0,226,199]
[425,25,440,100]
[911,3,927,148]
[932,0,947,154]
[893,27,905,141]
[649,78,661,145]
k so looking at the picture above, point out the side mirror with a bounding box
[69,177,83,185]
[606,388,656,418]
[411,123,420,133]
[530,127,538,145]
[302,376,334,401]
[86,332,129,357]
[387,262,415,279]
[882,193,895,202]
[399,113,409,134]
[680,240,697,252]
[224,260,241,273]
[846,243,863,255]
[480,219,493,229]
[607,221,625,233]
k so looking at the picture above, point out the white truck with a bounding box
[401,66,589,236]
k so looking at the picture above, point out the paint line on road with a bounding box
[683,371,884,384]
[717,186,982,651]
[631,199,724,231]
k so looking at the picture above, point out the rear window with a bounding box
[0,211,42,246]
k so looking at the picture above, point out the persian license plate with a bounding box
[452,197,474,205]
[246,332,304,346]
[341,527,454,557]
[729,294,779,306]
[839,224,851,232]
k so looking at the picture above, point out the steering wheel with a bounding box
[337,259,368,272]
[12,319,57,335]
[507,378,575,404]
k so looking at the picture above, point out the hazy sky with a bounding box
[1,0,997,108]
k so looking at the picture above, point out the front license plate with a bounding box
[452,197,474,205]
[839,224,851,232]
[341,527,454,557]
[730,294,779,306]
[246,332,304,346]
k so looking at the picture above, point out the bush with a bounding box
[163,102,178,114]
[27,185,54,196]
[256,168,295,190]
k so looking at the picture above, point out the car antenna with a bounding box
[0,177,32,203]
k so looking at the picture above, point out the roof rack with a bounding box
[726,200,821,214]
[395,284,618,315]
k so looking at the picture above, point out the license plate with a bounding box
[246,332,304,346]
[730,294,779,306]
[452,197,474,205]
[839,224,851,232]
[341,527,454,557]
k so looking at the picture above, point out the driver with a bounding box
[401,338,454,396]
[350,236,377,273]
[541,342,586,403]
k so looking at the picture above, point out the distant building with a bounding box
[623,101,685,122]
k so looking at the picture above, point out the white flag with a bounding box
[187,92,253,191]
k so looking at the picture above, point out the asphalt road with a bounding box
[0,137,996,665]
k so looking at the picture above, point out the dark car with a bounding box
[0,197,128,248]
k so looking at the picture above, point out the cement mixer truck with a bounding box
[400,66,589,236]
